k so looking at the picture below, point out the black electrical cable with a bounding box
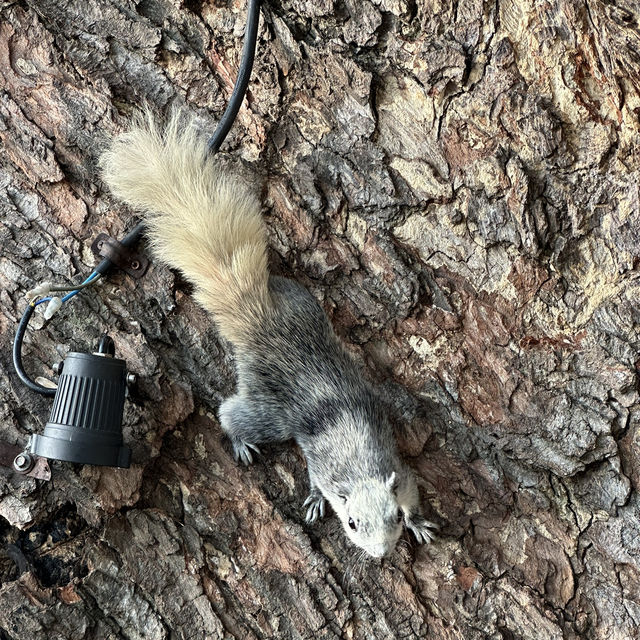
[207,0,261,154]
[13,303,56,397]
[13,0,262,396]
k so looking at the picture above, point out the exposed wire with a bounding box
[33,271,102,307]
[13,271,104,396]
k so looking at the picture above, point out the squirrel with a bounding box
[99,110,437,558]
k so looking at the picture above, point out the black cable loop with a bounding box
[13,303,56,397]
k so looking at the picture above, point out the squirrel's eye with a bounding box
[397,508,403,523]
[348,517,357,531]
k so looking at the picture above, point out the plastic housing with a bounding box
[30,351,131,467]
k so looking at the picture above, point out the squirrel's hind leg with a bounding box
[218,394,290,465]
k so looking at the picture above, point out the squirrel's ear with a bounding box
[385,472,398,492]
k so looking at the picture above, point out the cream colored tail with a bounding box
[100,110,272,345]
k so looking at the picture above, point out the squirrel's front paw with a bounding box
[231,440,261,465]
[406,514,438,544]
[303,490,326,523]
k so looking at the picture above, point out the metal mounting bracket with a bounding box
[0,440,51,481]
[91,233,149,279]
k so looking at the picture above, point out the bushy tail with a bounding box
[99,110,272,346]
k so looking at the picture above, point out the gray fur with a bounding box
[219,277,437,557]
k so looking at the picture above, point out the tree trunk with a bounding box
[1,0,639,638]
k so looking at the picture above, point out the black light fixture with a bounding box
[29,335,132,468]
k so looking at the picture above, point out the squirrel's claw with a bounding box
[232,441,261,465]
[406,514,438,544]
[304,491,326,523]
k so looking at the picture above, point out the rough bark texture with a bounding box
[1,0,639,638]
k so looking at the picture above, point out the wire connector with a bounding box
[26,282,53,299]
[43,297,63,320]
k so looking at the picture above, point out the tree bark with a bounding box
[1,0,639,638]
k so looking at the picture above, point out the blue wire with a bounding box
[34,271,100,307]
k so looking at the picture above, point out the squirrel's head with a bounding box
[332,473,402,558]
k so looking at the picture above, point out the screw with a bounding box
[131,260,141,270]
[127,373,137,385]
[52,361,64,375]
[97,240,104,249]
[13,452,34,474]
